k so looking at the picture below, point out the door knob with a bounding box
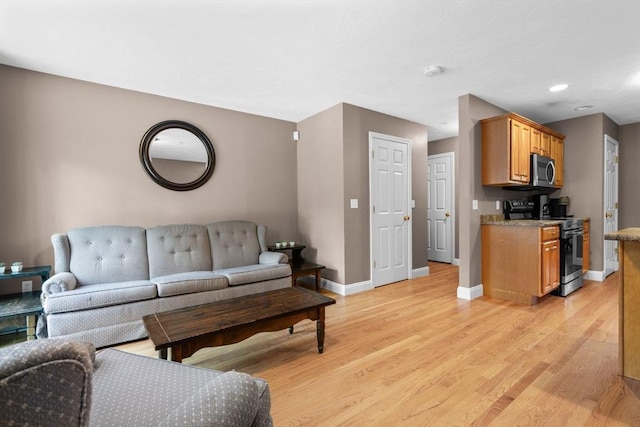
[445,212,450,217]
[403,215,410,221]
[605,212,613,218]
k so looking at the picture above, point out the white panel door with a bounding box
[604,135,619,277]
[370,133,411,287]
[427,153,454,263]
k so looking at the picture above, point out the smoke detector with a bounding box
[424,65,443,76]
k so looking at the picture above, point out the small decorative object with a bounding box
[289,241,295,247]
[275,242,282,248]
[0,262,5,273]
[11,262,23,273]
[282,240,289,247]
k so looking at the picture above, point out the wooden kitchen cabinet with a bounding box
[582,219,590,275]
[540,132,552,157]
[541,227,560,295]
[481,113,565,188]
[482,223,560,304]
[551,135,564,187]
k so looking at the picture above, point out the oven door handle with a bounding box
[564,231,584,237]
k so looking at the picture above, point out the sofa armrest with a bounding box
[42,272,78,295]
[259,251,288,265]
[0,340,95,427]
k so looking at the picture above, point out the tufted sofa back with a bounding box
[60,226,150,286]
[146,224,212,278]
[207,221,262,270]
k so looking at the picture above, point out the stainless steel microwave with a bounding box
[530,154,556,187]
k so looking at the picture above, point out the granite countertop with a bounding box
[604,227,640,242]
[481,214,562,227]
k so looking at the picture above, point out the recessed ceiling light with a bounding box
[574,105,593,111]
[549,84,568,92]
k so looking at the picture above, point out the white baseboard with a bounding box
[453,258,460,266]
[299,265,430,296]
[298,276,373,296]
[584,270,605,282]
[457,284,483,300]
[412,266,430,278]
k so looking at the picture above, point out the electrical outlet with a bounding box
[22,280,32,293]
[496,200,501,210]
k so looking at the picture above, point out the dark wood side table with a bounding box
[267,244,306,264]
[267,245,325,291]
[291,262,325,292]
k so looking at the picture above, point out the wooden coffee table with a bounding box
[142,287,336,362]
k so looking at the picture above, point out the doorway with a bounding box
[369,132,412,287]
[427,152,455,263]
[603,134,619,277]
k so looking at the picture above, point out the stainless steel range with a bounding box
[504,200,585,296]
[551,217,584,296]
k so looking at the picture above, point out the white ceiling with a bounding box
[1,0,639,141]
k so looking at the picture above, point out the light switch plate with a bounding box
[350,199,358,209]
[411,200,416,208]
[472,200,478,210]
[496,200,501,210]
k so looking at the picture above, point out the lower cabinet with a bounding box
[482,224,560,304]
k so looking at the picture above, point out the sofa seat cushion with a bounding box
[42,281,157,314]
[152,271,228,297]
[215,264,291,286]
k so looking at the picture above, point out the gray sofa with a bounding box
[0,339,273,426]
[38,220,292,348]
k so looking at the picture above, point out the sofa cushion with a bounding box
[147,224,213,278]
[153,271,228,297]
[42,280,157,314]
[67,226,149,286]
[207,221,261,270]
[215,264,292,286]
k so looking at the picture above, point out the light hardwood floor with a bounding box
[114,263,638,425]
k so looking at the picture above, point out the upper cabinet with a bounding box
[481,113,565,188]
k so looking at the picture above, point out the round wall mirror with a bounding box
[139,120,215,191]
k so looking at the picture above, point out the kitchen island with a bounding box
[605,227,640,381]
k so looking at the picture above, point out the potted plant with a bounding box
[0,262,5,274]
[11,261,23,273]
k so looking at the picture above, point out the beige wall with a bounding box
[343,103,429,284]
[619,122,640,229]
[458,94,509,289]
[0,65,298,294]
[297,103,428,287]
[296,104,345,283]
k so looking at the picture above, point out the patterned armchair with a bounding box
[0,339,273,426]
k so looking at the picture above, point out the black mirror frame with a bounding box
[139,120,216,191]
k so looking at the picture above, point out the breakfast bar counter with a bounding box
[605,227,640,381]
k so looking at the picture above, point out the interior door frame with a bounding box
[603,134,619,276]
[427,151,455,264]
[369,131,413,287]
